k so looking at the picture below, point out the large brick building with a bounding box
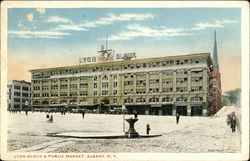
[29,52,215,116]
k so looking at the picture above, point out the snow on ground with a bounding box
[7,106,241,153]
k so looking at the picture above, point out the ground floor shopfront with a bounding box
[31,102,208,116]
[125,103,207,116]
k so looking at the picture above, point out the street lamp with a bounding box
[25,100,29,110]
[122,105,127,132]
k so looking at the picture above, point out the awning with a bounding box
[151,104,162,107]
[190,102,204,105]
[68,104,78,107]
[191,68,203,72]
[175,102,188,106]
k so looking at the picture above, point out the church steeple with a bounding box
[213,30,219,68]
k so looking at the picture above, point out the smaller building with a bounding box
[7,80,31,111]
[222,94,231,106]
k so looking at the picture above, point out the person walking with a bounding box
[146,123,151,135]
[50,115,53,122]
[176,113,180,124]
[231,115,237,133]
[134,111,138,119]
[82,110,85,119]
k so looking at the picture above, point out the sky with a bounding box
[7,8,241,92]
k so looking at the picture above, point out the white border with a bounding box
[1,1,249,161]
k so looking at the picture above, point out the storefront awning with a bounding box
[191,68,203,72]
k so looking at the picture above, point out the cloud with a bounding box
[27,13,34,22]
[17,20,24,28]
[16,13,154,38]
[106,18,238,41]
[8,30,70,39]
[107,24,191,41]
[36,8,46,14]
[52,24,87,31]
[192,19,238,30]
[46,16,72,23]
[80,13,154,28]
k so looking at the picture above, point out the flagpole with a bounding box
[122,105,126,132]
[123,111,125,132]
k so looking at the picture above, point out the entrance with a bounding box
[176,106,187,116]
[126,105,146,115]
[149,107,161,115]
[191,106,203,116]
[162,105,173,115]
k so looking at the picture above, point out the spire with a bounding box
[213,30,219,68]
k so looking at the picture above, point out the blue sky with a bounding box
[7,8,241,91]
[8,8,240,56]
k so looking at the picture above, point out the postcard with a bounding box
[1,1,249,161]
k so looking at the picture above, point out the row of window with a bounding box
[32,70,204,85]
[124,96,203,103]
[13,92,30,97]
[33,77,203,91]
[34,96,203,105]
[124,86,203,94]
[33,76,89,83]
[14,98,29,103]
[33,90,118,97]
[33,86,203,98]
[33,64,205,80]
[126,77,201,86]
[14,86,30,91]
[33,58,207,77]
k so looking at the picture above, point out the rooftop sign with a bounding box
[79,52,136,64]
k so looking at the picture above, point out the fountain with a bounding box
[125,118,139,138]
[48,114,162,139]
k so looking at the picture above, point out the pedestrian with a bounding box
[176,113,180,124]
[226,114,231,126]
[146,123,151,135]
[134,111,138,119]
[25,110,28,116]
[82,110,85,119]
[50,115,53,122]
[231,115,237,133]
[46,114,50,118]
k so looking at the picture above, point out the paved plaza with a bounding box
[7,106,240,153]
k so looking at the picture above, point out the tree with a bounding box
[225,88,241,107]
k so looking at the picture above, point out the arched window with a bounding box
[50,100,57,104]
[176,97,187,102]
[162,97,173,102]
[102,75,108,81]
[42,100,49,105]
[149,98,159,102]
[33,100,40,105]
[124,98,133,103]
[113,75,117,80]
[79,98,87,104]
[191,96,203,102]
[136,98,146,103]
[60,100,67,104]
[70,100,77,104]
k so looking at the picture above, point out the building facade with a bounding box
[7,80,31,111]
[30,53,214,116]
